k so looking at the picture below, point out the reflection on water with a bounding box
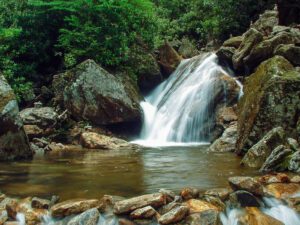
[0,146,257,200]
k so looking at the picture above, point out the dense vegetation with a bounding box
[0,0,274,103]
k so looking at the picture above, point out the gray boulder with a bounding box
[0,74,32,160]
[20,107,57,128]
[288,151,300,173]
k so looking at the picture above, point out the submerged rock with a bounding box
[236,56,300,154]
[0,73,32,160]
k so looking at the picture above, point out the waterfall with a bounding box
[134,53,241,146]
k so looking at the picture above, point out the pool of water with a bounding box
[0,146,258,200]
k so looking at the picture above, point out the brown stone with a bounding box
[263,183,300,198]
[158,206,189,225]
[184,199,219,214]
[239,207,283,225]
[228,176,263,195]
[130,206,156,220]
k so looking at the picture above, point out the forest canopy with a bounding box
[0,0,274,102]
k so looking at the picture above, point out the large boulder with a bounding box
[277,0,300,26]
[236,56,300,154]
[275,44,300,66]
[52,59,142,126]
[251,10,278,35]
[288,151,300,173]
[0,74,32,160]
[223,36,243,49]
[20,107,57,128]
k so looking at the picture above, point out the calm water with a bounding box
[0,146,257,200]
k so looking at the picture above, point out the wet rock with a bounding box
[20,107,57,128]
[223,36,243,48]
[229,191,261,208]
[80,132,136,150]
[204,188,232,201]
[263,183,300,198]
[201,195,225,211]
[0,210,8,224]
[260,145,293,172]
[236,56,300,154]
[158,206,189,225]
[51,199,101,218]
[114,193,166,215]
[53,59,142,126]
[158,202,181,215]
[258,173,290,184]
[180,188,199,201]
[130,206,156,220]
[228,176,263,196]
[208,122,237,152]
[31,197,50,209]
[288,151,300,173]
[232,28,263,71]
[184,210,219,225]
[67,208,100,225]
[251,10,278,35]
[277,0,300,26]
[285,197,300,213]
[157,42,182,77]
[178,38,199,58]
[184,199,219,214]
[0,74,32,160]
[241,127,286,168]
[216,47,235,67]
[275,44,300,67]
[239,207,283,225]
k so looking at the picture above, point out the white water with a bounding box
[134,53,241,146]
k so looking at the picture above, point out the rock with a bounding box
[0,74,32,160]
[159,189,176,203]
[6,200,18,220]
[251,10,278,35]
[277,0,300,26]
[180,188,199,201]
[23,125,45,139]
[157,42,182,77]
[113,193,166,215]
[201,195,225,211]
[263,183,300,198]
[178,38,199,58]
[236,56,300,154]
[291,175,300,183]
[216,46,235,68]
[288,151,300,173]
[260,145,293,172]
[258,173,290,184]
[275,44,300,66]
[20,107,57,128]
[53,59,142,126]
[158,206,189,225]
[223,36,243,48]
[232,28,263,71]
[184,210,219,225]
[285,197,300,213]
[80,132,136,150]
[98,195,126,213]
[31,197,50,209]
[119,218,136,225]
[215,107,238,129]
[239,207,284,225]
[287,138,300,151]
[244,31,295,70]
[208,122,237,152]
[130,206,156,220]
[51,199,101,218]
[229,191,261,208]
[228,176,263,195]
[158,202,181,215]
[241,127,287,168]
[67,208,100,225]
[184,199,219,214]
[204,188,232,201]
[0,210,8,224]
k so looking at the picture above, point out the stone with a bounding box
[158,202,181,215]
[236,56,300,154]
[0,74,32,160]
[216,46,235,68]
[180,188,199,201]
[80,132,136,150]
[157,42,182,77]
[31,197,50,209]
[228,176,263,196]
[184,210,219,225]
[184,199,219,214]
[291,175,300,183]
[208,122,237,152]
[23,125,45,139]
[201,195,226,211]
[251,10,278,35]
[119,218,136,225]
[241,127,287,168]
[6,200,18,220]
[158,206,189,225]
[178,38,199,58]
[159,189,176,203]
[223,36,243,48]
[275,44,300,67]
[0,210,8,224]
[285,197,300,213]
[52,59,142,126]
[204,188,232,201]
[113,193,166,215]
[51,199,101,218]
[67,208,100,225]
[229,191,261,208]
[277,0,300,26]
[263,183,300,198]
[258,173,290,184]
[215,107,238,129]
[287,138,300,151]
[130,206,156,220]
[260,145,293,172]
[239,207,284,225]
[288,151,300,173]
[20,107,58,128]
[232,28,263,71]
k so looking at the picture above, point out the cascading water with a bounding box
[135,53,241,146]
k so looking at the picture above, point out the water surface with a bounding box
[0,146,258,200]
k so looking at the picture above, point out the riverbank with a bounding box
[0,173,299,225]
